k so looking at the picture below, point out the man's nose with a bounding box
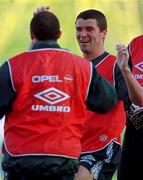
[80,30,87,37]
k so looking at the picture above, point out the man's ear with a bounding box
[30,31,36,40]
[102,29,107,40]
[56,30,62,39]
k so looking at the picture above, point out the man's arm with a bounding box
[86,65,118,113]
[116,44,143,106]
[0,62,16,119]
[114,62,131,110]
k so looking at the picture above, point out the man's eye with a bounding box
[76,28,82,32]
[86,28,94,31]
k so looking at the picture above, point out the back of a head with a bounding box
[75,9,107,31]
[30,11,60,41]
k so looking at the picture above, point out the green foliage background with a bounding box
[0,0,143,179]
[0,0,143,61]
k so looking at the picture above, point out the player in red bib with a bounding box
[0,10,117,180]
[75,9,130,180]
[117,36,143,180]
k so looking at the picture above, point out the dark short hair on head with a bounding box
[30,11,60,41]
[75,9,107,31]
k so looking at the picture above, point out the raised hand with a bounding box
[33,6,50,16]
[116,44,130,72]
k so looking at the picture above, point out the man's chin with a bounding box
[80,47,89,53]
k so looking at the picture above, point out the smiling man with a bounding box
[75,9,131,180]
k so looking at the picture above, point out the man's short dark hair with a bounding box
[75,9,107,31]
[30,11,60,40]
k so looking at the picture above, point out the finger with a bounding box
[116,44,128,55]
[37,7,42,13]
[33,8,41,16]
[33,6,50,16]
[116,44,126,51]
[41,6,50,11]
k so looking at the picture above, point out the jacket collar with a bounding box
[92,51,109,66]
[32,40,61,50]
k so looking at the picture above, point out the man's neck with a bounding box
[83,48,105,61]
[31,40,60,50]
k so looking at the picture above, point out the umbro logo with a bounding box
[34,87,70,105]
[134,61,143,72]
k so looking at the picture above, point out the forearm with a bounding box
[114,63,131,110]
[122,68,143,106]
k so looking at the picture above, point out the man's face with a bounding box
[75,18,106,54]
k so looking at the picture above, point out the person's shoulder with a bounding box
[105,53,116,63]
[8,51,27,60]
[130,34,143,44]
[63,50,88,62]
[128,34,143,53]
[108,54,116,59]
[103,51,116,60]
